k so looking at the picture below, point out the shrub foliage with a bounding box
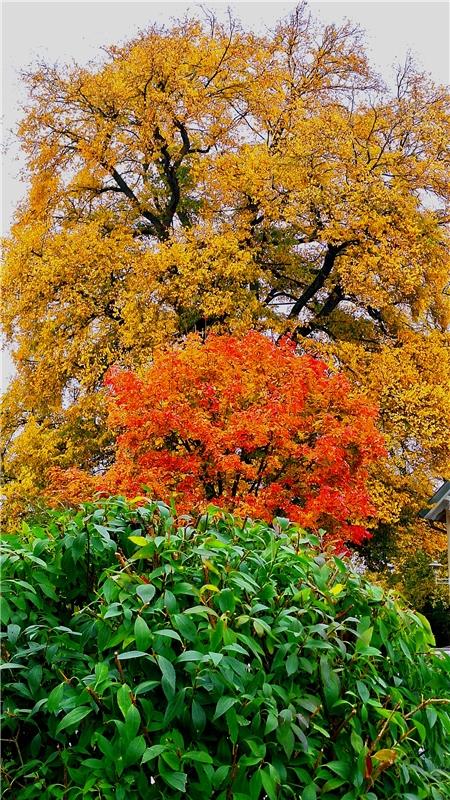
[1,498,449,799]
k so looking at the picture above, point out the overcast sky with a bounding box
[1,0,449,384]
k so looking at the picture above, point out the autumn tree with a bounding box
[2,4,449,552]
[47,333,385,546]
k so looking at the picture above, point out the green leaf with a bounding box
[7,624,21,644]
[161,750,181,771]
[55,705,92,735]
[0,598,11,625]
[94,662,109,687]
[117,684,132,718]
[350,729,364,752]
[398,638,412,661]
[47,684,65,713]
[134,616,152,651]
[30,733,41,758]
[54,625,81,636]
[124,705,141,741]
[411,718,426,742]
[325,761,351,780]
[298,657,313,674]
[415,612,435,646]
[213,696,237,720]
[136,584,156,604]
[217,588,236,613]
[104,603,122,619]
[322,777,346,792]
[172,613,197,641]
[27,665,43,694]
[226,706,239,744]
[124,735,146,767]
[164,688,186,725]
[164,590,177,612]
[117,650,149,660]
[320,655,340,709]
[265,712,278,735]
[286,652,299,676]
[160,770,187,792]
[157,655,176,699]
[142,745,167,763]
[356,626,373,651]
[3,496,449,798]
[302,784,317,800]
[247,739,266,759]
[154,628,183,642]
[277,722,295,758]
[213,765,230,789]
[261,767,277,800]
[184,605,218,618]
[178,650,205,662]
[182,750,213,764]
[253,619,266,637]
[192,699,206,732]
[356,680,370,704]
[249,770,262,799]
[135,680,159,695]
[426,705,438,729]
[96,733,115,760]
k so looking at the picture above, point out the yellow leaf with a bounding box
[128,536,149,547]
[200,584,219,594]
[373,749,397,763]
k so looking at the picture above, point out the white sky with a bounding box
[1,0,449,385]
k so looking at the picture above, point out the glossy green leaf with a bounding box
[157,654,176,698]
[136,584,156,604]
[55,705,92,734]
[213,696,237,720]
[134,616,152,651]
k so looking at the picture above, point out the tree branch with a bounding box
[294,284,345,337]
[109,166,168,239]
[289,243,347,319]
[154,126,189,228]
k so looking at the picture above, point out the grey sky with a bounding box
[1,1,449,385]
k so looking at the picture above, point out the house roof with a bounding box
[418,480,450,522]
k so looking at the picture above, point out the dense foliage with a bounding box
[393,551,450,648]
[1,499,449,799]
[48,333,385,546]
[1,4,449,555]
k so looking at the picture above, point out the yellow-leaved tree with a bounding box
[2,5,449,560]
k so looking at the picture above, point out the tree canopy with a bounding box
[1,4,449,549]
[47,333,385,546]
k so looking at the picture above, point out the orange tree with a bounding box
[1,5,449,555]
[48,333,385,547]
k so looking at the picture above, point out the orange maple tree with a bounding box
[48,333,385,545]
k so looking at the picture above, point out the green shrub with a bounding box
[395,551,450,648]
[1,498,449,799]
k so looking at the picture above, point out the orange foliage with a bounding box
[46,467,99,509]
[49,333,385,545]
